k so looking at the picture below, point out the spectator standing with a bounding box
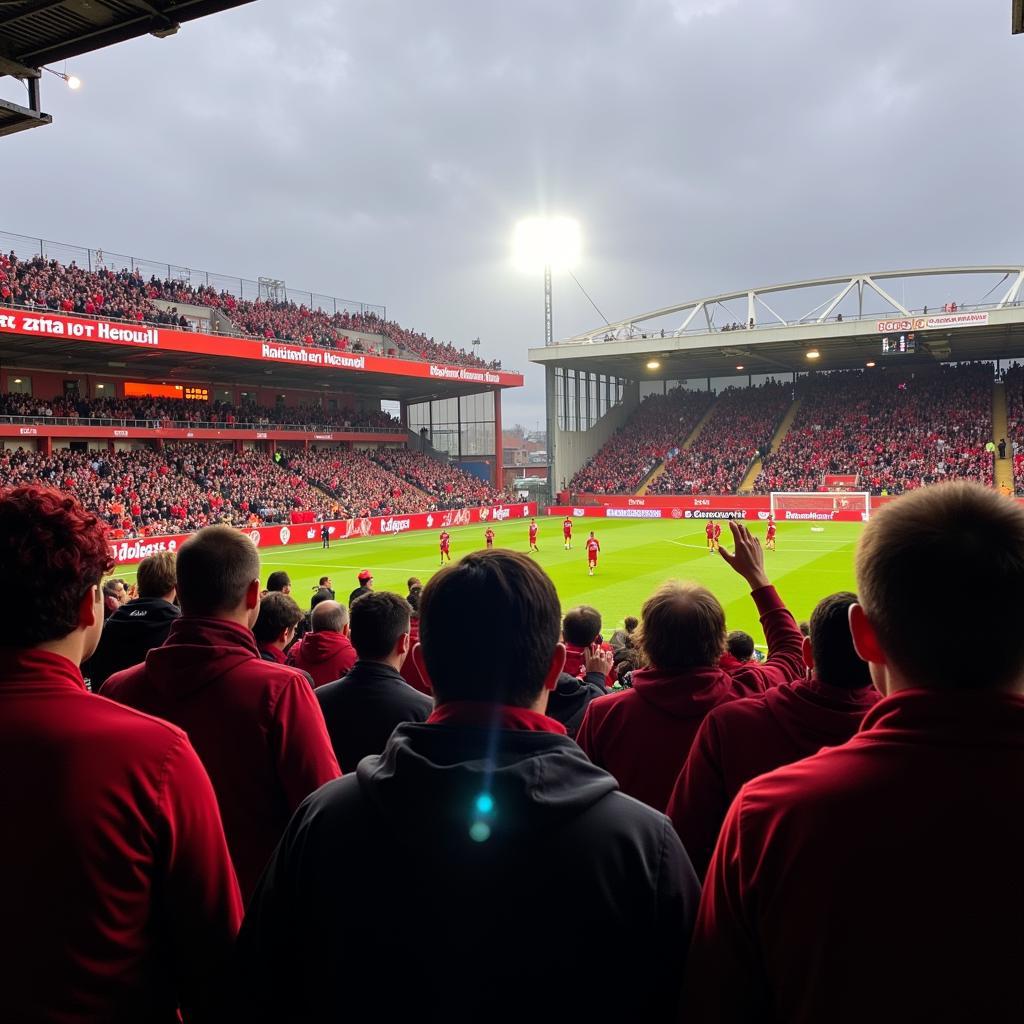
[609,615,638,650]
[348,569,373,606]
[316,591,432,771]
[86,550,180,690]
[668,591,880,879]
[321,524,330,548]
[103,525,340,901]
[682,483,1024,1021]
[577,522,803,810]
[286,601,357,687]
[0,487,240,1022]
[265,571,291,595]
[233,550,699,1020]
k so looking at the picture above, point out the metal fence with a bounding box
[0,229,386,320]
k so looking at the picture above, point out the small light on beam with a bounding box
[646,360,661,370]
[806,349,820,360]
[66,75,82,90]
[866,361,876,367]
[735,364,744,371]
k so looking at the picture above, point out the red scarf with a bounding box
[428,701,567,735]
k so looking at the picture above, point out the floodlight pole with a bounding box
[544,262,555,503]
[544,263,553,347]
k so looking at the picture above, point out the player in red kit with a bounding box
[706,520,715,553]
[563,516,573,550]
[439,530,451,565]
[529,518,539,552]
[586,532,601,576]
[766,516,777,551]
[713,521,723,551]
[484,527,495,549]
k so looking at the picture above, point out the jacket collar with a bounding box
[428,701,567,735]
[0,648,87,692]
[164,616,260,657]
[860,687,1024,743]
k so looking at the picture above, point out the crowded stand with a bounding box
[280,448,435,518]
[0,250,495,369]
[650,380,790,494]
[0,391,401,432]
[1003,362,1024,489]
[755,363,994,494]
[368,446,511,507]
[568,387,715,493]
[4,480,1022,1020]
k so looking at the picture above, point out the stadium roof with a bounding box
[530,266,1024,380]
[0,0,255,135]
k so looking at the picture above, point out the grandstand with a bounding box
[0,232,524,543]
[530,267,1024,506]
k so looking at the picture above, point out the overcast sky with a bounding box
[2,0,1021,427]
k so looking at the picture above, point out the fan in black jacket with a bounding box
[232,550,699,1023]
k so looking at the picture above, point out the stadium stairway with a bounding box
[992,380,1014,494]
[636,395,720,495]
[737,397,802,492]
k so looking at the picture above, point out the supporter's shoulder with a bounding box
[709,689,772,727]
[100,660,148,698]
[92,689,190,750]
[590,687,631,713]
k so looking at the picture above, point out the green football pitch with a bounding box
[116,516,863,646]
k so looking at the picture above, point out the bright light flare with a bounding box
[66,75,82,90]
[646,360,661,370]
[806,349,820,360]
[512,216,582,273]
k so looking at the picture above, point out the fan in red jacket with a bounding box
[667,591,880,878]
[286,600,357,686]
[561,604,617,687]
[104,525,340,901]
[682,483,1024,1022]
[577,521,803,811]
[0,486,242,1023]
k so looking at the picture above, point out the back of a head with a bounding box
[310,587,333,610]
[421,549,560,706]
[137,551,176,600]
[636,581,726,673]
[0,486,114,648]
[175,525,259,618]
[407,585,422,617]
[856,482,1024,690]
[350,591,411,661]
[266,570,291,593]
[624,616,639,633]
[726,630,755,662]
[311,600,348,635]
[252,592,303,646]
[809,592,872,689]
[562,605,602,647]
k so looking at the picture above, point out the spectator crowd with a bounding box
[569,387,715,493]
[0,250,496,369]
[3,478,1022,1021]
[651,380,790,494]
[755,364,993,495]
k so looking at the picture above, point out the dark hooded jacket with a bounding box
[231,720,700,1022]
[667,676,881,878]
[546,670,608,739]
[102,617,340,900]
[316,660,433,772]
[86,597,180,690]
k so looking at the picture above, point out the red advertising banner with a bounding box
[0,424,405,443]
[0,308,524,388]
[108,502,538,565]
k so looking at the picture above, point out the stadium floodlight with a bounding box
[66,76,82,90]
[806,349,821,360]
[511,216,581,275]
[646,360,661,370]
[866,361,876,367]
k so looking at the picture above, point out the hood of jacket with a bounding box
[763,676,881,748]
[140,616,261,698]
[630,665,736,720]
[356,721,618,860]
[291,630,354,668]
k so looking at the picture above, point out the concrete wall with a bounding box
[550,377,640,491]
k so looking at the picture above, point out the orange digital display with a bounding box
[123,382,209,401]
